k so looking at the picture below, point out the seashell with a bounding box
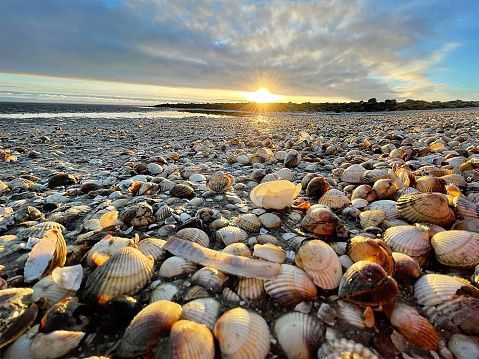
[389,147,407,159]
[214,308,270,359]
[347,236,394,275]
[386,303,439,351]
[260,173,280,183]
[155,205,174,222]
[284,149,301,168]
[191,267,227,292]
[301,207,342,235]
[255,234,280,246]
[29,330,85,359]
[372,178,397,199]
[431,230,479,268]
[301,173,320,189]
[342,206,361,219]
[383,225,431,266]
[181,298,220,331]
[336,300,367,329]
[392,252,420,280]
[119,202,155,227]
[449,196,479,219]
[360,168,389,184]
[236,277,265,300]
[338,261,398,306]
[264,264,317,306]
[222,243,252,257]
[415,175,447,193]
[452,218,479,232]
[83,247,154,305]
[176,228,210,247]
[159,178,176,192]
[216,226,248,246]
[391,186,420,200]
[291,197,311,210]
[359,210,386,229]
[118,300,182,357]
[169,183,195,198]
[317,338,379,359]
[86,235,134,267]
[32,275,76,309]
[441,173,468,187]
[16,221,65,241]
[274,312,325,359]
[24,229,67,283]
[235,213,261,232]
[295,240,342,290]
[258,212,281,228]
[253,244,286,263]
[250,180,301,210]
[448,334,479,359]
[317,189,351,210]
[159,256,198,278]
[419,165,450,177]
[397,192,456,227]
[150,283,179,303]
[170,320,215,359]
[249,168,267,182]
[351,184,377,202]
[340,164,367,184]
[137,237,167,261]
[206,171,234,193]
[305,176,330,198]
[275,167,295,181]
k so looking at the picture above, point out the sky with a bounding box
[0,0,478,105]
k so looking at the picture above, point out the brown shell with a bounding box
[301,207,340,235]
[372,179,397,200]
[449,196,479,219]
[441,173,468,187]
[176,228,210,247]
[169,183,195,197]
[249,168,267,182]
[360,169,389,183]
[359,210,386,229]
[347,236,395,275]
[392,252,420,280]
[159,256,198,278]
[415,176,447,193]
[431,230,479,268]
[301,173,320,189]
[235,277,265,301]
[235,213,261,232]
[317,189,350,210]
[117,300,182,357]
[284,149,301,168]
[222,243,252,257]
[191,267,227,292]
[170,320,215,359]
[397,192,456,227]
[305,176,330,198]
[83,247,154,305]
[351,184,377,202]
[452,218,479,232]
[206,171,234,193]
[119,203,155,227]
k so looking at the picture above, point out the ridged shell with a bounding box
[391,186,420,201]
[150,283,179,303]
[317,189,351,210]
[431,230,479,268]
[249,168,267,182]
[360,169,389,184]
[338,261,398,306]
[86,236,134,267]
[275,168,295,181]
[181,298,220,331]
[214,308,270,359]
[216,226,248,246]
[250,180,301,210]
[452,218,479,232]
[17,221,65,240]
[155,205,174,221]
[336,300,367,329]
[159,256,198,278]
[184,285,210,301]
[301,208,340,235]
[258,213,281,228]
[169,183,195,197]
[441,173,468,187]
[413,274,476,306]
[284,149,301,168]
[351,184,377,202]
[347,236,394,275]
[83,247,154,305]
[119,203,155,227]
[359,210,386,229]
[301,173,320,189]
[274,312,325,359]
[137,237,167,261]
[117,300,181,357]
[340,164,367,184]
[264,264,318,306]
[32,275,76,309]
[383,225,430,265]
[29,331,85,359]
[317,339,379,359]
[236,277,265,300]
[206,171,234,193]
[366,200,399,220]
[170,320,215,359]
[235,213,261,232]
[253,244,286,263]
[222,243,252,257]
[305,176,330,198]
[295,240,342,290]
[255,234,280,246]
[176,228,210,247]
[450,196,479,219]
[397,192,456,227]
[415,175,447,193]
[191,267,227,292]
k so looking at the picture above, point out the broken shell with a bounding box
[347,236,395,275]
[305,176,330,198]
[29,330,85,359]
[117,300,182,357]
[137,237,167,261]
[170,320,215,359]
[264,264,317,306]
[250,180,301,210]
[383,225,431,266]
[216,226,248,246]
[317,338,379,359]
[150,283,179,303]
[351,184,377,202]
[235,213,261,232]
[317,189,351,210]
[301,207,341,235]
[206,171,234,193]
[176,228,210,247]
[159,256,198,278]
[32,275,76,309]
[83,247,154,305]
[274,312,325,359]
[214,308,270,359]
[397,192,456,227]
[253,244,286,263]
[258,212,281,228]
[359,210,386,229]
[191,267,227,292]
[295,240,342,290]
[431,230,479,268]
[181,298,220,331]
[86,235,134,267]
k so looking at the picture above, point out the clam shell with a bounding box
[184,285,210,301]
[155,205,174,221]
[452,218,479,232]
[170,320,215,359]
[206,171,234,193]
[431,230,479,268]
[29,331,85,359]
[264,264,317,306]
[366,200,399,220]
[372,178,397,199]
[191,267,227,292]
[441,173,468,187]
[351,184,377,202]
[275,168,295,181]
[235,213,261,232]
[317,338,379,359]
[340,164,367,184]
[176,228,210,247]
[397,192,456,227]
[249,168,267,182]
[181,298,220,331]
[216,226,248,246]
[415,175,447,193]
[383,225,431,265]
[391,186,420,200]
[295,240,342,290]
[305,176,330,198]
[86,235,134,267]
[284,149,301,168]
[359,210,386,229]
[150,283,179,303]
[336,300,367,329]
[137,237,167,261]
[118,300,182,357]
[258,213,281,228]
[301,207,340,235]
[83,247,154,305]
[274,312,324,359]
[392,252,420,280]
[222,243,252,257]
[347,236,394,275]
[450,196,479,219]
[32,275,76,309]
[119,202,155,226]
[360,169,389,184]
[448,334,479,359]
[255,234,280,246]
[301,173,320,189]
[236,277,265,300]
[317,189,351,210]
[253,244,286,263]
[16,221,65,241]
[214,308,270,359]
[159,256,198,278]
[250,180,301,210]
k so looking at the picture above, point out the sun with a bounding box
[243,88,281,103]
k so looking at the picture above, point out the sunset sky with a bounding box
[0,0,478,105]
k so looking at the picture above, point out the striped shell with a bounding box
[317,189,351,210]
[413,274,476,306]
[340,164,367,184]
[235,213,261,232]
[391,186,420,200]
[305,176,330,198]
[264,264,318,306]
[216,226,248,246]
[317,338,379,359]
[284,149,301,168]
[29,331,85,359]
[250,180,301,210]
[176,228,210,247]
[191,267,227,292]
[206,171,234,193]
[347,236,394,275]
[431,230,479,268]
[17,221,65,240]
[452,218,479,232]
[383,225,431,266]
[397,192,456,227]
[159,256,198,278]
[366,200,399,220]
[235,277,265,301]
[222,243,252,257]
[336,300,368,329]
[169,183,195,197]
[415,175,447,193]
[253,244,286,263]
[360,168,389,184]
[31,275,76,309]
[295,240,342,290]
[181,298,220,331]
[214,308,270,359]
[86,236,134,267]
[441,173,468,187]
[359,210,386,229]
[137,237,167,261]
[449,196,479,219]
[83,247,154,305]
[117,300,182,357]
[170,320,215,359]
[274,312,325,359]
[258,213,281,228]
[150,283,179,303]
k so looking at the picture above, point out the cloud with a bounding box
[0,0,467,101]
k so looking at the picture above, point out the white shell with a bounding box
[250,180,301,210]
[181,298,220,331]
[414,274,473,306]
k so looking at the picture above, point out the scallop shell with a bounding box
[347,236,394,275]
[360,169,389,184]
[413,274,478,306]
[214,308,270,359]
[295,240,342,290]
[184,285,210,301]
[169,183,195,198]
[338,261,398,306]
[317,189,351,210]
[236,277,265,301]
[176,228,210,247]
[340,164,367,184]
[305,176,330,198]
[150,283,179,303]
[86,235,134,267]
[117,300,182,357]
[29,331,85,359]
[391,186,420,200]
[351,184,377,202]
[264,264,318,306]
[301,208,341,235]
[367,200,399,220]
[431,230,479,268]
[216,226,248,246]
[222,243,252,257]
[119,203,155,226]
[159,256,198,278]
[274,312,324,359]
[255,234,280,246]
[159,178,176,192]
[397,192,456,227]
[32,275,76,309]
[452,218,479,232]
[170,320,215,359]
[383,225,431,266]
[83,247,154,305]
[441,173,468,187]
[450,196,479,219]
[359,210,386,229]
[206,171,234,193]
[372,178,397,199]
[415,176,447,193]
[181,298,220,331]
[235,213,261,232]
[336,300,367,329]
[284,149,301,168]
[137,237,167,261]
[191,267,227,292]
[250,180,301,210]
[275,168,295,181]
[317,338,379,359]
[258,213,281,228]
[155,205,174,221]
[253,244,286,263]
[16,221,65,241]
